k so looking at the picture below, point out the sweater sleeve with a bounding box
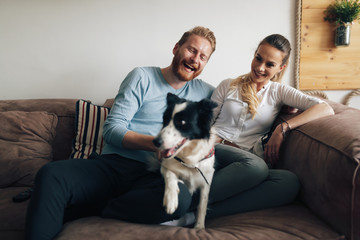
[277,83,325,111]
[102,67,147,148]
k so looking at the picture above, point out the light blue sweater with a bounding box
[102,67,214,163]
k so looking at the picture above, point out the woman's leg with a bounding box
[209,144,269,203]
[207,169,300,218]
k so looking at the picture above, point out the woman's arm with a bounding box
[265,101,334,165]
[281,102,334,130]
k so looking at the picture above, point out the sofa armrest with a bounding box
[278,101,360,240]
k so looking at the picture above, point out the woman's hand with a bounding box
[264,123,287,166]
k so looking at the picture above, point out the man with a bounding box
[25,26,216,240]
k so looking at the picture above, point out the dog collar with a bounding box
[203,147,215,160]
[174,147,215,185]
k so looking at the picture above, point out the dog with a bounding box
[151,92,217,229]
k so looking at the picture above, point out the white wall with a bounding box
[1,0,358,108]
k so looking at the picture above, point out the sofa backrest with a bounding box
[0,99,79,161]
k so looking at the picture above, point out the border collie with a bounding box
[151,93,217,229]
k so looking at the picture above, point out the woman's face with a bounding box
[250,43,285,90]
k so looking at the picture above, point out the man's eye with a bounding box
[200,55,208,62]
[188,47,196,53]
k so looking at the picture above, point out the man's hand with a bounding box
[156,149,162,162]
[122,131,158,151]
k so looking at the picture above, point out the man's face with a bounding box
[171,35,212,82]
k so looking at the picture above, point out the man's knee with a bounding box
[35,161,70,193]
[35,162,58,183]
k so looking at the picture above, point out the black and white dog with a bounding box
[151,93,217,229]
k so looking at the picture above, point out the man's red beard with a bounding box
[171,54,202,82]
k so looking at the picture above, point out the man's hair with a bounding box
[177,26,216,55]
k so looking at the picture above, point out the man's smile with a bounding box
[184,62,196,72]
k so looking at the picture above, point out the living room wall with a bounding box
[0,0,292,104]
[0,0,358,108]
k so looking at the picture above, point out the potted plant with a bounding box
[324,0,360,46]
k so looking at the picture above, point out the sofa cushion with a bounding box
[55,203,343,240]
[0,187,29,232]
[0,99,80,161]
[0,111,58,187]
[71,100,110,159]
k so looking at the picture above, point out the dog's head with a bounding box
[153,93,217,159]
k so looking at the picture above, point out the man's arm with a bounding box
[103,68,147,150]
[122,131,157,152]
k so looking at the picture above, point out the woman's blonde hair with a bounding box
[230,34,291,119]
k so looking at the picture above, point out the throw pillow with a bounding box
[0,111,58,187]
[71,100,110,159]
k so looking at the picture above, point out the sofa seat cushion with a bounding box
[0,111,58,187]
[0,187,29,233]
[55,203,343,240]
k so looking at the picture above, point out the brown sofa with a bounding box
[0,98,359,240]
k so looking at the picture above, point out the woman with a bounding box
[205,34,334,218]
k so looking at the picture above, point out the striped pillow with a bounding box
[71,100,110,159]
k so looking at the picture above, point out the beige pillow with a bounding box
[0,111,58,187]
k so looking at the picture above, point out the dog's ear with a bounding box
[166,93,186,105]
[199,98,218,111]
[163,94,177,127]
[166,93,180,105]
[163,93,186,127]
[198,99,218,138]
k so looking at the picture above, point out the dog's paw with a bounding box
[194,222,205,229]
[163,189,178,214]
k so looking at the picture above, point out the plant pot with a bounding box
[335,23,351,47]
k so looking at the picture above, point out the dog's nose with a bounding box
[153,137,162,148]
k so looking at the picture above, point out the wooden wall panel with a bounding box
[300,0,360,90]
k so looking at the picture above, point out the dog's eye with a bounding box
[174,118,186,127]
